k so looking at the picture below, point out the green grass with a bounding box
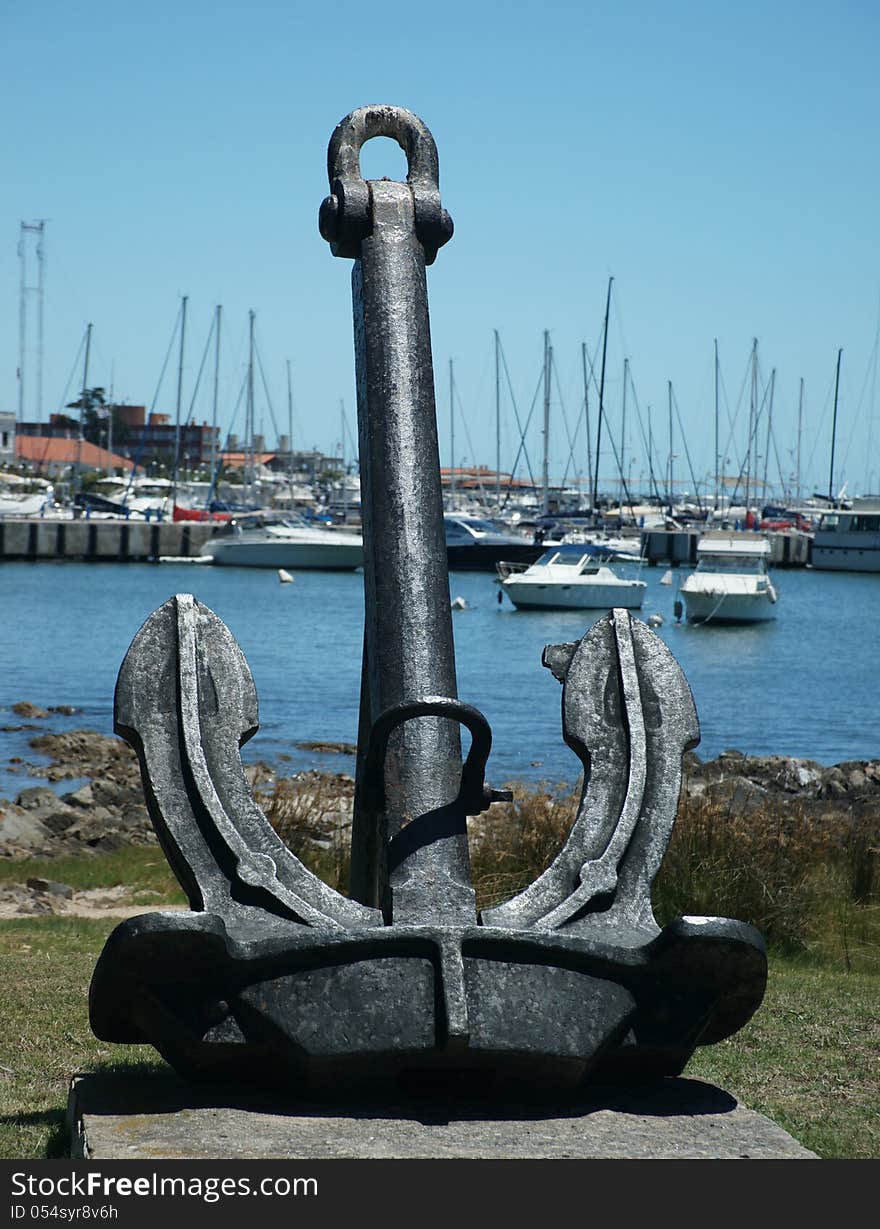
[0,917,170,1160]
[0,911,876,1160]
[687,955,879,1159]
[0,845,185,906]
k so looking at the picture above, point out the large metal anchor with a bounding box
[90,106,767,1092]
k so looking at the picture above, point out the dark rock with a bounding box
[15,786,58,810]
[62,784,94,808]
[0,806,54,855]
[297,741,358,756]
[703,775,769,816]
[89,833,126,852]
[818,778,849,800]
[41,809,79,835]
[26,877,74,898]
[12,702,48,719]
[48,705,79,715]
[848,768,868,792]
[91,780,129,807]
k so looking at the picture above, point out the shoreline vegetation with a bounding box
[0,708,877,1160]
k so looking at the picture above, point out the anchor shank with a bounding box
[327,130,474,923]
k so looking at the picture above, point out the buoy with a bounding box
[660,570,673,586]
[278,569,295,584]
[673,598,683,622]
[451,595,467,611]
[647,613,664,628]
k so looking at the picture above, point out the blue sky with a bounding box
[3,0,878,499]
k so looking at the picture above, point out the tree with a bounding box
[66,387,109,446]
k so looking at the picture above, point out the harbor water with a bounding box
[1,559,878,799]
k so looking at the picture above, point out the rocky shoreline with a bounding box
[2,712,879,864]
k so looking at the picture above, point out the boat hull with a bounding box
[681,590,776,624]
[810,542,880,573]
[447,542,545,571]
[502,579,646,611]
[202,540,364,570]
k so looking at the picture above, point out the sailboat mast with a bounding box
[745,339,757,514]
[647,405,654,500]
[286,360,295,506]
[796,377,804,504]
[542,330,551,516]
[762,368,776,500]
[174,296,188,497]
[75,322,92,493]
[594,276,613,517]
[449,357,456,504]
[246,309,255,497]
[494,329,501,512]
[581,342,594,512]
[713,338,720,511]
[620,356,628,508]
[340,397,348,521]
[828,347,843,502]
[210,304,221,488]
[667,380,673,517]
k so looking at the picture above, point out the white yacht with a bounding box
[810,497,880,573]
[200,514,364,570]
[445,514,545,571]
[0,476,55,517]
[678,535,778,624]
[497,544,647,611]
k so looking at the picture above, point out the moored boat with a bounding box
[678,534,778,624]
[444,514,546,571]
[200,513,363,569]
[810,497,880,573]
[497,544,647,611]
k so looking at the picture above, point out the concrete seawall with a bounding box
[640,528,812,567]
[0,518,813,567]
[0,517,216,562]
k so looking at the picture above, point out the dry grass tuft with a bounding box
[260,772,353,894]
[258,769,878,970]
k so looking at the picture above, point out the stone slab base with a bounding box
[67,1072,817,1159]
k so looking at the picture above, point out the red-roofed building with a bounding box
[16,436,134,476]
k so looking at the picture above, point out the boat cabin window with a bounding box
[444,517,507,541]
[696,554,767,573]
[536,545,591,566]
[853,515,880,531]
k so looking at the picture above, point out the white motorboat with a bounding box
[0,476,55,518]
[497,544,647,611]
[810,497,880,573]
[200,514,363,569]
[677,534,778,624]
[445,514,547,571]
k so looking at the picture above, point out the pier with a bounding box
[0,518,814,568]
[0,517,216,562]
[639,528,812,568]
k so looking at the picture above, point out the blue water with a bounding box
[1,559,878,799]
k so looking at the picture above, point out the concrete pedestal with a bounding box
[67,1072,817,1160]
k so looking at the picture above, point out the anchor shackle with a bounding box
[319,104,454,263]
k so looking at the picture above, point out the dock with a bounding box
[0,517,216,562]
[0,518,813,568]
[639,528,812,568]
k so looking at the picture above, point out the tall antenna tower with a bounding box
[18,220,47,424]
